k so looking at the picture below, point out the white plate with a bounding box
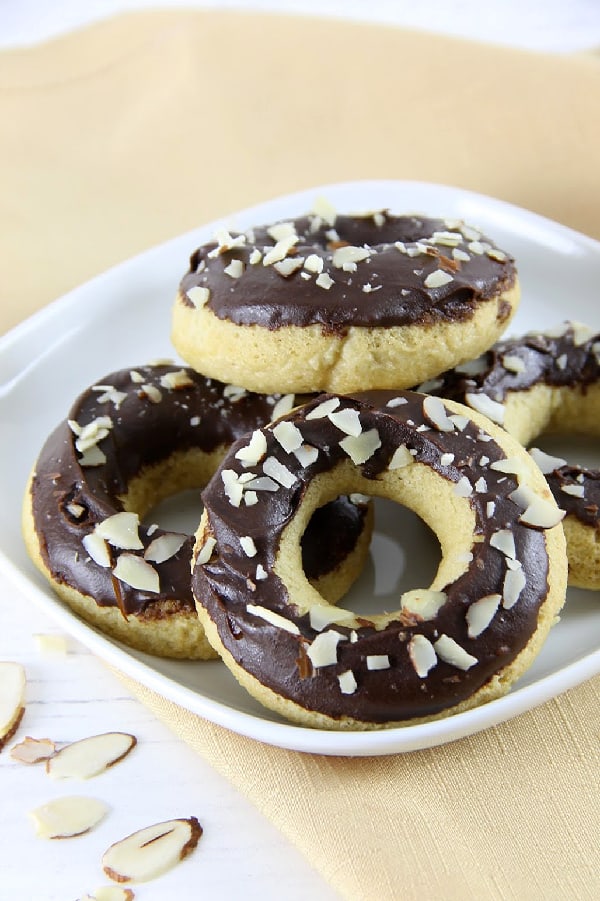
[2,180,600,757]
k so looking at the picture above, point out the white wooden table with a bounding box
[0,590,339,901]
[2,3,600,899]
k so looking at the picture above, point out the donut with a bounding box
[22,364,372,659]
[423,322,600,589]
[192,390,567,729]
[172,205,520,394]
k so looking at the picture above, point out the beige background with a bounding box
[2,10,600,899]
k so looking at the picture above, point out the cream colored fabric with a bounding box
[2,10,600,899]
[2,10,600,332]
[121,673,600,901]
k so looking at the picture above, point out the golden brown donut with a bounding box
[22,364,372,659]
[192,390,566,729]
[172,207,519,394]
[426,322,600,588]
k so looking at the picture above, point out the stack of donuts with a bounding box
[24,197,599,730]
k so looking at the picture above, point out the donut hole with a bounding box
[282,458,476,629]
[142,487,204,535]
[340,498,441,619]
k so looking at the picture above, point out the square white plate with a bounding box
[2,180,600,756]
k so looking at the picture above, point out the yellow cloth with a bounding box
[2,10,599,899]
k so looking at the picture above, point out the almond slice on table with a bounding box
[46,732,137,780]
[80,888,135,901]
[11,736,56,764]
[103,817,202,884]
[0,662,26,750]
[29,796,109,839]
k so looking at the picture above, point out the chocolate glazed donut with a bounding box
[22,365,372,659]
[425,322,600,588]
[172,208,519,394]
[192,391,566,729]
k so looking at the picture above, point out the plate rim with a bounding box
[2,178,600,757]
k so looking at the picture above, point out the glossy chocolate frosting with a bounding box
[194,390,552,723]
[29,365,367,618]
[179,212,517,335]
[428,323,600,528]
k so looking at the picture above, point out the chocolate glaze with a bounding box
[194,390,552,724]
[179,213,517,335]
[428,323,600,529]
[29,365,367,618]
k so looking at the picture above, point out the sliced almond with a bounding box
[408,634,437,678]
[490,529,517,560]
[159,370,194,391]
[503,563,527,610]
[47,732,137,780]
[96,513,143,551]
[309,604,355,631]
[11,736,56,764]
[466,594,501,638]
[519,495,566,530]
[113,554,160,593]
[33,633,69,656]
[89,887,135,901]
[490,456,530,480]
[424,269,453,288]
[270,393,296,420]
[465,392,505,425]
[422,396,455,432]
[144,533,186,564]
[102,817,202,884]
[306,630,343,668]
[434,635,478,670]
[306,397,340,420]
[246,604,300,636]
[338,670,358,694]
[328,407,362,436]
[339,429,381,465]
[0,662,26,750]
[401,589,447,622]
[30,796,109,839]
[83,531,112,567]
[388,444,414,470]
[272,421,303,453]
[262,456,297,488]
[186,285,210,309]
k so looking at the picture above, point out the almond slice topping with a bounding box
[434,635,478,670]
[328,407,362,436]
[96,512,143,551]
[401,589,447,621]
[246,604,300,635]
[0,661,26,750]
[519,494,566,529]
[144,533,186,564]
[466,594,501,638]
[408,634,437,678]
[306,630,343,668]
[338,670,358,694]
[46,732,137,780]
[235,429,268,465]
[423,395,455,432]
[113,555,160,593]
[465,392,505,425]
[339,429,381,465]
[30,796,109,839]
[102,817,202,884]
